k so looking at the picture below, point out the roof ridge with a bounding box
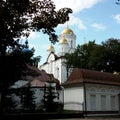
[63,68,120,86]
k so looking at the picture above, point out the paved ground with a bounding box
[52,118,120,120]
[50,116,120,120]
[51,118,120,120]
[50,115,120,120]
[1,113,120,120]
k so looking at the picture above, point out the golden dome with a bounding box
[59,37,68,44]
[47,44,54,51]
[61,27,74,35]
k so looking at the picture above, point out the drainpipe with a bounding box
[83,82,87,117]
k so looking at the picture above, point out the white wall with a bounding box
[85,83,120,112]
[59,34,76,51]
[39,56,67,83]
[64,86,84,111]
[39,28,76,84]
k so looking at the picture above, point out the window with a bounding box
[50,60,52,73]
[56,67,59,78]
[101,95,106,110]
[111,96,115,110]
[90,95,96,110]
[70,40,73,48]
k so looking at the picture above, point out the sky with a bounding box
[25,0,120,65]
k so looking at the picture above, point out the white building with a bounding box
[8,65,62,111]
[63,68,120,116]
[39,26,120,116]
[39,26,76,83]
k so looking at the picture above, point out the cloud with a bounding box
[53,0,102,31]
[57,15,87,30]
[69,15,87,30]
[114,14,120,24]
[91,23,106,31]
[53,0,102,13]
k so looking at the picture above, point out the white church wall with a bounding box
[60,34,76,49]
[47,54,53,63]
[40,64,49,73]
[85,83,120,112]
[58,44,69,56]
[40,57,67,84]
[52,58,67,83]
[60,59,68,83]
[39,27,76,85]
[64,86,84,111]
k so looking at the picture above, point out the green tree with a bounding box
[0,0,72,56]
[42,85,59,112]
[0,0,72,113]
[64,38,120,73]
[20,87,36,112]
[0,0,72,86]
[101,38,120,72]
[89,38,120,72]
[0,41,34,113]
[64,40,98,70]
[116,0,120,5]
[4,90,18,112]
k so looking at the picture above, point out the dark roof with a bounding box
[22,64,60,87]
[63,68,120,86]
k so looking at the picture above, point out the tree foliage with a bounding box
[116,0,120,5]
[42,85,59,112]
[0,0,72,56]
[20,87,36,111]
[64,38,120,74]
[0,0,72,113]
[0,0,72,86]
[0,40,39,87]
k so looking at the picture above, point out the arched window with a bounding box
[50,60,52,73]
[90,94,96,110]
[111,96,116,110]
[70,40,73,48]
[101,95,106,110]
[56,67,59,78]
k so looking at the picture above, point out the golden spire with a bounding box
[47,43,55,51]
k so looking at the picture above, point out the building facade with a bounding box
[39,26,76,83]
[63,68,120,116]
[39,26,120,116]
